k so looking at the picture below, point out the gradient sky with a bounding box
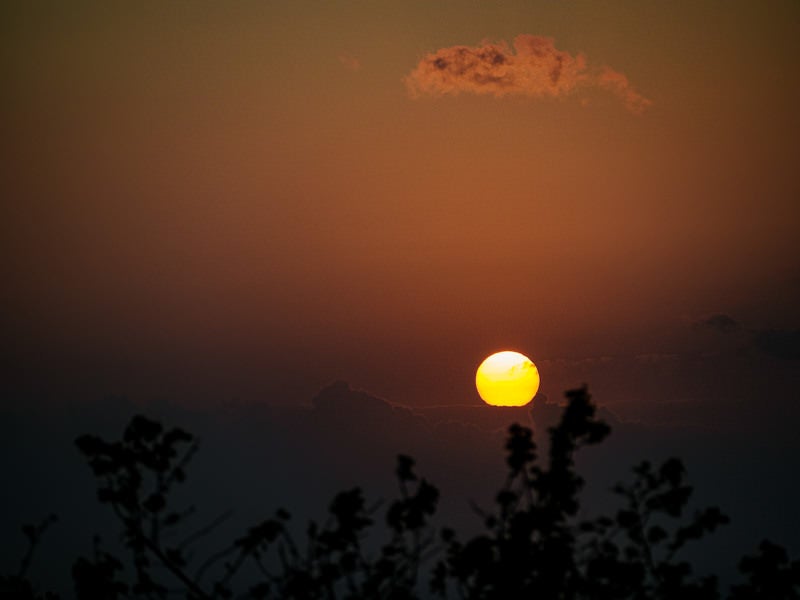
[3,4,800,595]
[3,1,799,417]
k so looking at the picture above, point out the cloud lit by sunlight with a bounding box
[405,35,651,114]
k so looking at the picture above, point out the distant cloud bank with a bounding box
[693,313,742,334]
[405,35,651,114]
[693,313,800,360]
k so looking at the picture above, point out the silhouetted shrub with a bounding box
[729,540,800,600]
[5,387,799,598]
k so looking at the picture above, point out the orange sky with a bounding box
[2,1,799,413]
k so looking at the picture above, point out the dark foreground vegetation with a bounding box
[3,387,799,599]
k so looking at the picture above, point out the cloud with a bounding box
[692,314,800,360]
[311,380,427,429]
[596,66,653,114]
[404,35,651,114]
[693,314,742,334]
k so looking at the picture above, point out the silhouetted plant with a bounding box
[431,388,611,599]
[729,540,800,600]
[75,415,204,598]
[69,388,800,599]
[226,458,438,599]
[579,458,729,599]
[5,386,798,598]
[72,536,127,600]
[0,514,58,600]
[73,415,440,599]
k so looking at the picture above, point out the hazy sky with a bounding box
[2,1,799,415]
[2,4,800,594]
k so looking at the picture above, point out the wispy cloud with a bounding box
[404,35,651,114]
[693,314,742,334]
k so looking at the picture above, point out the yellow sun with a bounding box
[476,350,540,407]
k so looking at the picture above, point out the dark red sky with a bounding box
[2,1,799,421]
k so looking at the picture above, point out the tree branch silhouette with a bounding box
[4,386,798,599]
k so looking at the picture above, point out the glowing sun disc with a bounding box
[476,351,540,407]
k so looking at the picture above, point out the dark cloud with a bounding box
[693,314,742,334]
[313,380,422,421]
[693,314,800,360]
[404,35,651,114]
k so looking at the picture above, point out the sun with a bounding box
[476,350,540,407]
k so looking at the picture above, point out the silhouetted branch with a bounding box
[5,386,795,599]
[178,509,233,553]
[18,514,58,578]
